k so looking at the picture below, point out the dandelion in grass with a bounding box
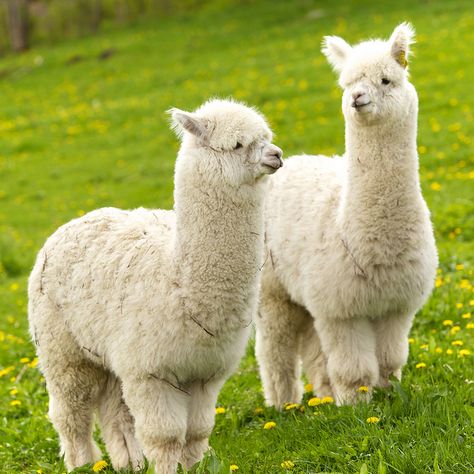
[455,264,464,271]
[452,340,463,346]
[456,303,463,309]
[215,407,226,415]
[92,460,108,472]
[10,282,19,291]
[470,300,474,306]
[420,343,429,350]
[435,347,443,354]
[29,358,39,368]
[284,403,299,411]
[263,421,276,430]
[462,313,471,319]
[10,400,21,406]
[416,362,427,369]
[466,323,474,329]
[321,396,334,404]
[20,357,30,364]
[459,349,471,357]
[230,464,239,471]
[442,320,453,326]
[366,417,380,424]
[430,182,441,191]
[308,397,321,406]
[281,460,295,469]
[358,386,369,393]
[304,383,313,393]
[408,337,415,344]
[450,326,461,335]
[446,349,454,355]
[9,388,18,396]
[254,407,264,415]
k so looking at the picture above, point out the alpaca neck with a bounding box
[173,153,265,332]
[339,111,423,260]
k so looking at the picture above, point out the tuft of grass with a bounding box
[0,0,473,473]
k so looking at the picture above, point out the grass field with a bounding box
[1,0,473,472]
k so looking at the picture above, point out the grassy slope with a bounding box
[0,0,473,472]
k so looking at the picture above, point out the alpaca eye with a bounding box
[234,142,243,150]
[381,78,391,85]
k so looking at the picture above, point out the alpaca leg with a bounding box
[181,378,224,470]
[45,357,104,471]
[97,373,143,471]
[315,317,379,405]
[373,314,413,388]
[299,314,333,399]
[255,287,307,408]
[121,375,189,474]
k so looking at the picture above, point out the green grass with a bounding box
[1,0,473,472]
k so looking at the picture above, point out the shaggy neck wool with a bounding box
[173,149,265,334]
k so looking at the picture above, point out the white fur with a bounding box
[255,24,438,407]
[28,99,282,473]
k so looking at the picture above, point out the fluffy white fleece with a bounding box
[255,23,438,406]
[28,98,283,473]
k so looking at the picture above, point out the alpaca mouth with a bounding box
[352,101,372,111]
[262,157,283,173]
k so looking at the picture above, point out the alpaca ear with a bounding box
[389,22,415,69]
[322,35,353,73]
[169,108,209,139]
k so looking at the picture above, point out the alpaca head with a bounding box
[322,23,417,126]
[170,99,283,187]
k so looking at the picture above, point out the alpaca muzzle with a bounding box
[351,91,371,109]
[261,145,283,172]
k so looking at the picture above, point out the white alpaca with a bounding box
[28,98,283,473]
[255,24,437,407]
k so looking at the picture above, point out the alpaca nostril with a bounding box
[352,91,364,101]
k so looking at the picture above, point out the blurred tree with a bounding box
[6,0,29,51]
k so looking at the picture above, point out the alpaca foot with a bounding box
[146,439,182,474]
[314,382,335,400]
[332,378,374,406]
[109,441,144,472]
[64,440,102,472]
[378,367,402,388]
[181,436,209,470]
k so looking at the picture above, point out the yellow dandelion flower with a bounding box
[416,362,427,369]
[469,300,474,306]
[254,407,264,415]
[442,320,453,326]
[37,470,43,474]
[452,340,463,346]
[456,303,463,309]
[263,421,276,430]
[466,323,474,329]
[215,407,226,415]
[358,386,369,393]
[420,343,429,350]
[284,403,299,411]
[408,337,415,344]
[435,347,443,354]
[458,349,471,357]
[230,464,239,471]
[9,388,18,396]
[10,400,21,406]
[20,357,30,364]
[281,460,295,469]
[29,358,39,369]
[462,313,471,319]
[366,416,380,424]
[9,282,19,292]
[92,460,108,472]
[455,264,465,271]
[0,366,15,378]
[435,277,443,288]
[321,396,334,404]
[450,326,461,335]
[308,397,322,406]
[430,182,441,191]
[304,383,313,393]
[446,349,454,355]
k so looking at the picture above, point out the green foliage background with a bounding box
[0,0,473,472]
